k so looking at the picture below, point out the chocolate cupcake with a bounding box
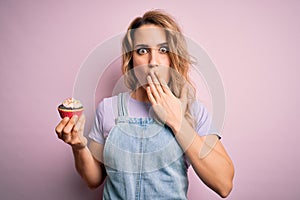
[58,98,84,119]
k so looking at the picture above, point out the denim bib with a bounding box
[103,92,188,200]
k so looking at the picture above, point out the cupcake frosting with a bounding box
[61,98,83,109]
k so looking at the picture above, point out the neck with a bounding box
[130,87,150,103]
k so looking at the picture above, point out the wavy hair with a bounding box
[122,10,196,128]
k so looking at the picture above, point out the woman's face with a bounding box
[132,24,171,89]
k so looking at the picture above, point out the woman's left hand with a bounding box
[146,71,188,133]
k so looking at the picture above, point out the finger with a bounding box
[55,117,70,139]
[151,71,165,95]
[73,114,85,136]
[146,86,157,105]
[63,133,72,143]
[147,75,160,101]
[150,71,160,85]
[63,115,79,135]
[70,115,86,147]
[155,71,172,95]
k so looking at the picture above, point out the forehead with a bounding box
[133,25,167,46]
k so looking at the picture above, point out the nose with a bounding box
[149,49,159,68]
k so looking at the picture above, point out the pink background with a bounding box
[1,0,300,199]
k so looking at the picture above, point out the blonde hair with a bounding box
[122,10,196,128]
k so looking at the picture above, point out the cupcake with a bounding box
[58,98,84,119]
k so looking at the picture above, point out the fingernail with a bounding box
[63,117,70,121]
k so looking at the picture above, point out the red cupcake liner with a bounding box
[58,107,84,119]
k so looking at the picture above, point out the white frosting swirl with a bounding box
[62,98,83,109]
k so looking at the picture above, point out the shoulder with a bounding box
[190,99,220,137]
[94,94,119,127]
[94,94,121,138]
[95,94,119,116]
[190,99,210,121]
[189,99,218,136]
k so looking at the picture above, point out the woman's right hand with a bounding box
[55,114,87,150]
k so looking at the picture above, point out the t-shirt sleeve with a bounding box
[88,100,105,144]
[191,100,221,138]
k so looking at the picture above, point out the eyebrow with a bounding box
[134,42,168,49]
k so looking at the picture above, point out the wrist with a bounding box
[171,117,188,135]
[72,135,87,150]
[71,143,87,152]
[172,117,196,152]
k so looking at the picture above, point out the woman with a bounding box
[55,10,234,199]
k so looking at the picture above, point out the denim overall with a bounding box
[103,92,188,200]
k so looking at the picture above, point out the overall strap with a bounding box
[117,92,129,117]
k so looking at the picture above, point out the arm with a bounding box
[146,72,234,198]
[55,115,106,189]
[173,118,234,198]
[72,145,106,189]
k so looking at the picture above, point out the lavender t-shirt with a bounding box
[89,92,218,144]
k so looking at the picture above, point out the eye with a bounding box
[137,48,148,55]
[159,46,169,54]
